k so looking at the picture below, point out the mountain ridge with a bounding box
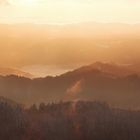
[0,62,140,109]
[0,67,33,78]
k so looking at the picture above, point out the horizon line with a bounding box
[0,21,140,25]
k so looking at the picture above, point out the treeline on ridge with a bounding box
[0,99,140,140]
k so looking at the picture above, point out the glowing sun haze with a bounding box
[0,0,140,24]
[9,0,40,6]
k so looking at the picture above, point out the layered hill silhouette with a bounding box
[0,67,33,78]
[0,62,140,109]
[84,62,140,77]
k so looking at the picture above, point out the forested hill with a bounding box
[1,99,140,140]
[0,62,140,109]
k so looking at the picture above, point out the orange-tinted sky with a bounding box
[0,0,140,77]
[0,0,140,24]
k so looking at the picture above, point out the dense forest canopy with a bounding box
[1,98,140,140]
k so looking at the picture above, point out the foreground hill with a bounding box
[0,62,140,109]
[0,97,26,140]
[1,100,140,140]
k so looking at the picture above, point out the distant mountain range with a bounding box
[0,62,140,109]
[0,23,140,67]
[0,67,33,78]
[82,62,140,77]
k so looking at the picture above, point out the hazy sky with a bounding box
[0,0,140,24]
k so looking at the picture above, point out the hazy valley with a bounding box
[0,22,140,140]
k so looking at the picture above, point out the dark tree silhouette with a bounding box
[1,99,140,140]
